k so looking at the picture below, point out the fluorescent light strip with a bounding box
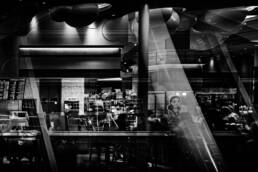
[149,64,205,71]
[97,78,122,81]
[19,47,121,55]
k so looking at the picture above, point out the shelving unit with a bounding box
[0,78,38,131]
[0,78,52,171]
[195,88,237,106]
[22,99,37,115]
[64,100,79,114]
[0,78,25,100]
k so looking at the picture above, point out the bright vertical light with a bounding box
[149,8,222,172]
[210,58,214,67]
[209,57,215,72]
[85,27,98,44]
[64,23,77,35]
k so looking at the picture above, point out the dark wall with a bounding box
[39,79,61,113]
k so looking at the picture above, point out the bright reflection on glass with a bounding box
[148,8,223,172]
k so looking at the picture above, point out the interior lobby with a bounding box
[1,1,258,172]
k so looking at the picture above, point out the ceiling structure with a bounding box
[0,1,258,51]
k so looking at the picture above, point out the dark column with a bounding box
[0,35,19,77]
[138,4,149,130]
[253,47,258,105]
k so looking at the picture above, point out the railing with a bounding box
[49,131,177,172]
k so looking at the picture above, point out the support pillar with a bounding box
[253,47,258,105]
[138,4,149,130]
[0,35,19,77]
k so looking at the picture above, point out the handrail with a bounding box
[48,131,175,137]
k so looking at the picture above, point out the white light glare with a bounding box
[30,16,38,33]
[246,6,258,11]
[245,15,258,19]
[97,3,112,9]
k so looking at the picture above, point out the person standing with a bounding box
[164,95,200,172]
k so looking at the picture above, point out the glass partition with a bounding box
[1,5,258,172]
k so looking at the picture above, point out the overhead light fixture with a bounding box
[19,47,121,56]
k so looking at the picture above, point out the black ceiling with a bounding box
[1,1,258,50]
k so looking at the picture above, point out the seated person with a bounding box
[164,95,189,133]
[163,95,203,135]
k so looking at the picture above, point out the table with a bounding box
[0,130,42,167]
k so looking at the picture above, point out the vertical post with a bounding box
[253,47,258,105]
[0,36,19,77]
[25,58,59,172]
[138,4,149,130]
